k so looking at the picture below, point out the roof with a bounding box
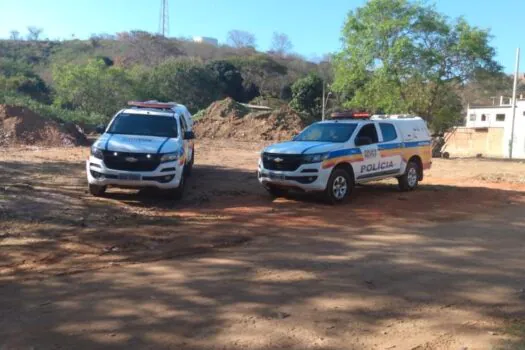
[120,108,178,117]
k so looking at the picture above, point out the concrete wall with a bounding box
[442,127,505,158]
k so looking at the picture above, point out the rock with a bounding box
[488,331,497,336]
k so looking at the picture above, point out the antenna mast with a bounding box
[159,0,169,37]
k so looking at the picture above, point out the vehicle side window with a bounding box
[180,116,187,133]
[379,123,397,142]
[355,124,379,145]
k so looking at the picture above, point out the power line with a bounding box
[159,0,169,37]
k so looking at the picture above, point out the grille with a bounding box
[262,153,303,171]
[102,151,161,172]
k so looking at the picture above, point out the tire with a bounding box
[398,161,419,191]
[265,184,288,198]
[170,173,185,200]
[88,184,106,197]
[185,150,194,177]
[324,168,353,204]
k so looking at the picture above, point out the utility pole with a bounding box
[510,48,520,159]
[159,0,169,37]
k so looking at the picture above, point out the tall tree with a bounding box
[226,30,256,49]
[270,32,293,56]
[26,26,43,41]
[290,74,323,118]
[333,0,500,131]
[9,30,20,41]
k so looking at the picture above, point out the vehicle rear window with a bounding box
[107,113,178,138]
[379,123,397,142]
[294,123,357,143]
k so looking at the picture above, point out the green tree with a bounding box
[140,58,221,112]
[206,60,244,101]
[333,0,500,132]
[228,54,287,98]
[290,74,323,117]
[0,58,51,103]
[53,58,134,118]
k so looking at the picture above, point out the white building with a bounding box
[192,36,218,47]
[444,96,525,159]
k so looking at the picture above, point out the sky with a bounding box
[0,0,524,72]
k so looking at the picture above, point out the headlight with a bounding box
[91,146,104,159]
[160,152,179,163]
[302,153,329,164]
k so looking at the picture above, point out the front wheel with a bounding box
[169,174,185,200]
[324,169,353,204]
[88,184,106,197]
[265,184,288,198]
[398,161,419,191]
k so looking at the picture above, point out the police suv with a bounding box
[87,101,194,199]
[258,113,432,203]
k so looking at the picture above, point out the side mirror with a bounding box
[355,136,373,146]
[184,131,195,140]
[95,125,106,134]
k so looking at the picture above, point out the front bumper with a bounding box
[257,160,331,192]
[86,156,183,189]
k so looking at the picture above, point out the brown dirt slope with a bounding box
[193,98,306,141]
[0,105,88,147]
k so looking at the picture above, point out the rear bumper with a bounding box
[86,156,183,189]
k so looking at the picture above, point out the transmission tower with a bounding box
[159,0,169,37]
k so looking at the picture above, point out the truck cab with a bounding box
[258,114,432,203]
[86,101,195,199]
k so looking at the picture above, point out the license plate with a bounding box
[118,173,141,181]
[269,172,285,180]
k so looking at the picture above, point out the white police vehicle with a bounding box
[258,113,432,203]
[87,101,195,199]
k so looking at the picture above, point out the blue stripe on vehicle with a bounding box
[377,142,403,150]
[404,140,431,148]
[104,134,114,151]
[327,147,361,159]
[157,137,171,154]
[301,142,331,154]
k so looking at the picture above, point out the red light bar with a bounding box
[330,111,370,119]
[128,101,177,109]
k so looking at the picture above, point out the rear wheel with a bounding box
[265,184,288,198]
[324,168,353,204]
[398,161,419,191]
[88,184,106,197]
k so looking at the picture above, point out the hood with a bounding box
[93,134,179,154]
[264,141,342,155]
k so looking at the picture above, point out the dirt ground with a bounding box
[1,140,525,349]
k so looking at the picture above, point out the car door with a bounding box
[352,123,382,181]
[378,122,403,176]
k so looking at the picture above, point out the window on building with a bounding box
[481,114,487,122]
[496,114,506,122]
[469,114,476,121]
[379,123,398,142]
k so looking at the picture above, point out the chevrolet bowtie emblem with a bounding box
[125,157,138,163]
[273,158,284,163]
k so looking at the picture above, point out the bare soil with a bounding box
[193,98,306,141]
[1,140,525,349]
[0,104,88,147]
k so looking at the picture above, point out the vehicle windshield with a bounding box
[107,113,178,138]
[294,123,357,143]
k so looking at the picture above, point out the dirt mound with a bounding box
[194,98,306,141]
[0,105,88,147]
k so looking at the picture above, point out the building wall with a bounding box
[464,99,525,159]
[442,127,505,158]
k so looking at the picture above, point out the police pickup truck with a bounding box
[258,114,432,203]
[87,101,194,199]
